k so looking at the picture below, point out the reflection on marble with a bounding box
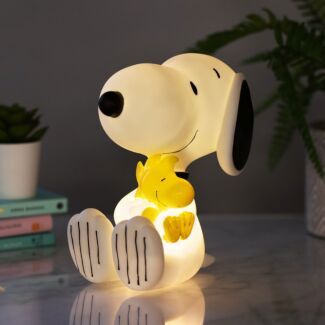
[2,214,325,324]
[0,247,55,283]
[69,276,209,325]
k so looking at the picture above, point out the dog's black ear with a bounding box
[232,80,254,171]
[217,75,254,176]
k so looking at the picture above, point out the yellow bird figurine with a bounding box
[135,154,195,243]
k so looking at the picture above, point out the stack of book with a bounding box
[0,189,68,252]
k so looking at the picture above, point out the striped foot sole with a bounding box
[67,208,117,283]
[112,216,164,291]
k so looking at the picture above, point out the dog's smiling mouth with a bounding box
[163,129,198,154]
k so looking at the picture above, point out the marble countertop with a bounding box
[0,214,324,325]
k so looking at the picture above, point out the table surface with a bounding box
[0,214,324,325]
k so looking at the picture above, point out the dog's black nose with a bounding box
[98,91,124,118]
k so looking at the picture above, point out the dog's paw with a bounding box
[67,208,117,283]
[112,216,164,290]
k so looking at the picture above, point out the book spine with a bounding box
[0,197,68,218]
[0,246,55,263]
[0,232,55,252]
[0,215,53,238]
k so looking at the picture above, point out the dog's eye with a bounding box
[161,178,166,182]
[190,81,198,95]
[213,68,220,78]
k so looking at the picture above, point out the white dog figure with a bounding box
[67,53,254,291]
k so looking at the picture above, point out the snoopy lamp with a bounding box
[67,53,254,291]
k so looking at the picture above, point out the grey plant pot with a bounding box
[306,122,325,238]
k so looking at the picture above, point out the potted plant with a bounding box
[0,103,48,199]
[189,0,325,236]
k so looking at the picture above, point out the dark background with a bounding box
[1,0,322,215]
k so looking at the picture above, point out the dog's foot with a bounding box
[112,216,164,290]
[115,296,164,325]
[67,208,117,283]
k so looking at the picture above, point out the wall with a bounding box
[1,0,317,214]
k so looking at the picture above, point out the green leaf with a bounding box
[274,23,284,45]
[299,116,324,177]
[188,11,274,54]
[10,103,25,113]
[268,105,296,170]
[242,49,274,65]
[5,111,30,125]
[26,126,48,142]
[262,8,277,24]
[314,72,325,90]
[0,107,9,120]
[0,119,6,130]
[269,53,324,177]
[0,104,47,143]
[246,14,266,25]
[27,108,39,119]
[293,0,325,27]
[255,90,279,115]
[8,124,35,142]
[0,129,10,142]
[6,108,40,126]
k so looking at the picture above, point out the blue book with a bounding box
[0,189,68,218]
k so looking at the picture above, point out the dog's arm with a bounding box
[113,189,154,225]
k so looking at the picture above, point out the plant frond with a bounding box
[270,54,324,177]
[268,104,295,170]
[293,0,325,28]
[281,21,325,69]
[188,7,325,177]
[314,72,325,90]
[255,90,279,115]
[297,113,324,177]
[242,49,275,65]
[188,11,276,54]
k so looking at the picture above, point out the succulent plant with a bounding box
[0,103,48,143]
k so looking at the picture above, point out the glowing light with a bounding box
[67,53,253,291]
